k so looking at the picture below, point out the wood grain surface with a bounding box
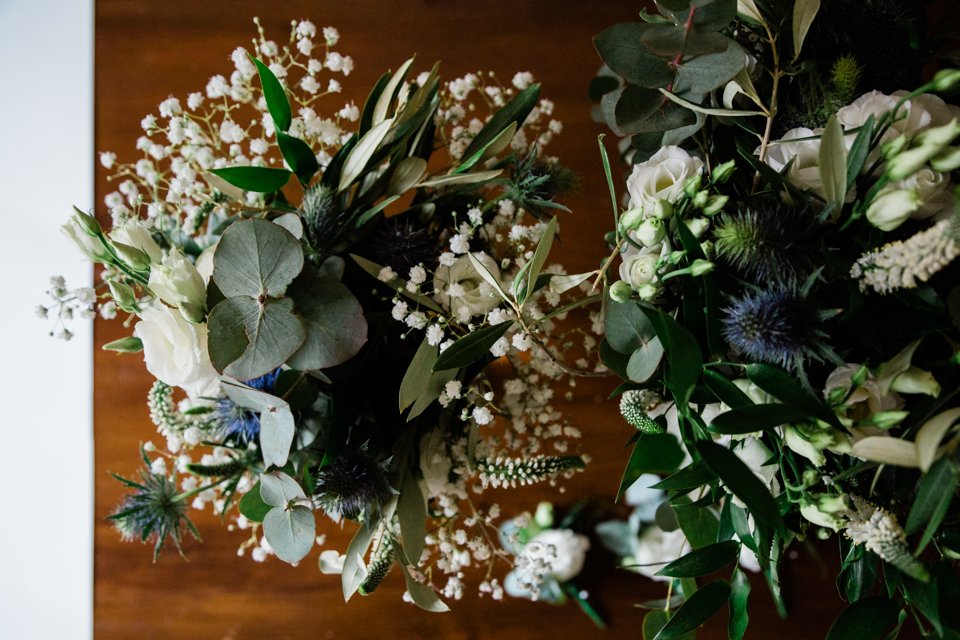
[94,2,851,638]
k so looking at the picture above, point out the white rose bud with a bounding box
[62,212,109,261]
[110,220,162,264]
[865,188,919,231]
[134,304,219,398]
[148,247,207,316]
[634,218,666,247]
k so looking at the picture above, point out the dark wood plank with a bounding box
[94,2,848,637]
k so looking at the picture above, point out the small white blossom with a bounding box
[378,266,397,282]
[490,336,510,357]
[99,152,117,169]
[472,406,494,425]
[426,324,445,346]
[512,71,535,90]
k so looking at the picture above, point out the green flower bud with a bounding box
[534,502,555,529]
[881,135,908,160]
[865,411,910,429]
[620,207,644,231]
[886,146,940,181]
[914,118,960,150]
[802,469,820,488]
[112,241,151,270]
[934,69,960,92]
[702,195,729,216]
[682,174,702,198]
[609,280,634,303]
[865,188,919,231]
[686,217,710,239]
[652,199,674,220]
[692,190,710,209]
[108,280,138,312]
[635,218,666,247]
[800,494,849,531]
[636,283,659,301]
[178,301,206,324]
[711,160,736,184]
[931,146,960,172]
[689,259,714,276]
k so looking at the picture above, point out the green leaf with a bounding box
[643,305,703,409]
[251,56,292,132]
[342,519,377,601]
[350,254,444,313]
[594,23,674,88]
[238,481,271,522]
[213,218,304,298]
[277,131,319,185]
[397,472,427,564]
[819,114,848,209]
[395,544,450,612]
[675,503,720,549]
[523,216,558,306]
[399,337,437,412]
[354,195,400,229]
[729,567,751,640]
[416,168,502,189]
[838,544,880,603]
[407,367,457,422]
[674,40,747,94]
[826,596,899,640]
[455,121,517,174]
[641,24,730,57]
[745,363,841,428]
[286,277,367,371]
[461,83,540,161]
[652,462,716,490]
[338,117,393,192]
[600,338,630,379]
[653,580,731,640]
[259,471,306,507]
[210,166,291,193]
[618,433,685,500]
[702,369,753,409]
[386,157,428,196]
[263,505,315,564]
[207,296,306,381]
[358,72,391,136]
[906,455,958,552]
[433,321,513,371]
[708,403,813,434]
[643,610,695,640]
[372,57,415,126]
[792,0,821,61]
[627,336,665,383]
[656,541,740,577]
[102,336,143,353]
[695,440,781,530]
[846,117,874,189]
[259,403,296,468]
[659,87,764,117]
[605,298,657,354]
[607,85,663,136]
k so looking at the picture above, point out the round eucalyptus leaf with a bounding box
[213,218,304,298]
[260,471,306,508]
[286,277,368,371]
[209,296,306,381]
[605,298,657,354]
[263,505,316,564]
[627,335,664,383]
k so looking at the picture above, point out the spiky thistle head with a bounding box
[505,146,576,217]
[829,55,862,104]
[364,214,442,275]
[713,201,817,284]
[722,285,831,373]
[108,463,199,561]
[313,450,393,521]
[300,183,348,262]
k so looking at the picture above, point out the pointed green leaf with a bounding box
[342,518,377,600]
[398,472,427,563]
[820,114,848,208]
[433,321,513,371]
[387,157,428,196]
[373,57,415,126]
[708,404,813,434]
[653,580,731,640]
[659,88,764,117]
[656,541,741,577]
[745,363,841,428]
[102,336,143,353]
[524,216,558,304]
[399,337,437,412]
[618,433,684,501]
[792,0,821,61]
[652,462,716,491]
[407,367,458,422]
[729,567,751,640]
[210,166,291,193]
[277,131,319,185]
[350,254,444,313]
[286,277,367,371]
[416,168,503,189]
[213,218,304,298]
[338,118,393,192]
[461,83,540,161]
[846,116,875,189]
[906,455,958,552]
[395,544,450,612]
[702,369,753,409]
[695,440,782,530]
[455,121,517,174]
[642,305,703,409]
[251,55,292,132]
[826,596,898,640]
[263,505,315,563]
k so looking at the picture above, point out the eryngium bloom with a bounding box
[313,450,392,520]
[713,202,817,283]
[214,368,281,445]
[723,287,821,371]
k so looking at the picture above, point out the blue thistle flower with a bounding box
[723,287,820,371]
[313,450,392,521]
[214,369,281,445]
[109,465,199,561]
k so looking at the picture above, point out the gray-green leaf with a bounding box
[263,505,315,564]
[286,277,367,371]
[213,218,304,298]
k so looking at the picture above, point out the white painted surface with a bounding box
[0,0,94,638]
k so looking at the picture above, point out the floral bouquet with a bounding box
[44,19,592,610]
[589,0,960,637]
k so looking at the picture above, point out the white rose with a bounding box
[433,253,502,320]
[134,304,219,398]
[194,242,218,285]
[626,145,704,212]
[888,168,954,221]
[762,127,824,195]
[523,529,590,581]
[148,247,207,318]
[418,431,452,500]
[825,364,901,420]
[619,242,670,290]
[109,220,162,264]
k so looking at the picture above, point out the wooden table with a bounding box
[94,2,850,637]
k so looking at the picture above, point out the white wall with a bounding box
[0,1,94,638]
